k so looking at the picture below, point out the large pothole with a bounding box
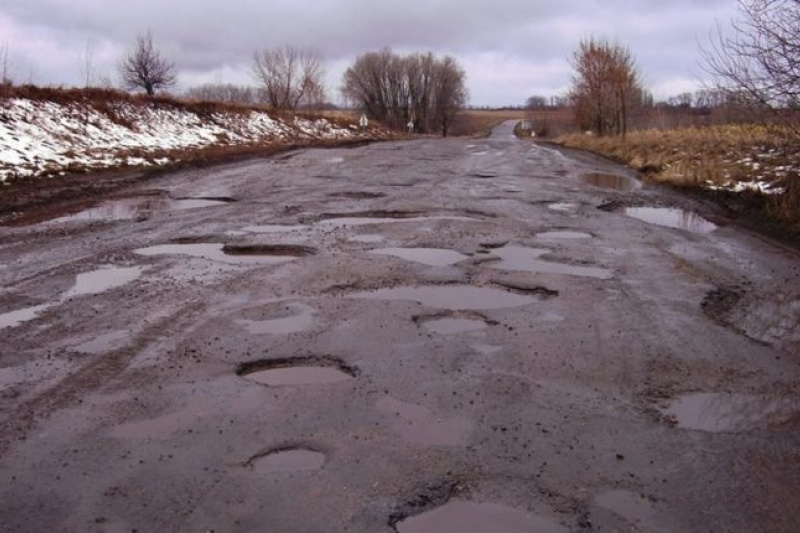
[393,500,567,533]
[246,446,326,474]
[236,356,359,386]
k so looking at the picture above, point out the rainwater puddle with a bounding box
[237,357,357,386]
[424,318,488,335]
[349,285,537,311]
[535,231,593,240]
[370,248,469,267]
[662,392,799,433]
[134,243,301,265]
[52,196,231,222]
[238,303,315,335]
[64,266,142,298]
[594,490,656,527]
[489,245,613,280]
[583,173,640,191]
[548,202,579,213]
[396,501,567,533]
[0,304,53,330]
[376,396,472,446]
[624,207,717,233]
[250,449,325,474]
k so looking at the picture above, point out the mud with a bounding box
[2,121,800,532]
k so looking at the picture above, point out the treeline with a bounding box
[342,49,468,136]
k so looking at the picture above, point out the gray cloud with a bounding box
[0,0,739,105]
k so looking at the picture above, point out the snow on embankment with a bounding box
[0,94,361,182]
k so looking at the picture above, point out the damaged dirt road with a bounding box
[1,122,799,532]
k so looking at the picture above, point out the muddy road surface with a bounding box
[1,122,799,532]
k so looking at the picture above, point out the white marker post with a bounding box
[407,120,414,134]
[359,113,368,130]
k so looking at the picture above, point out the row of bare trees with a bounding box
[342,49,468,136]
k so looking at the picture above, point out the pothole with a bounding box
[328,191,388,199]
[535,230,593,240]
[487,245,613,280]
[51,195,234,222]
[660,392,800,433]
[414,312,497,335]
[0,303,53,330]
[315,212,478,228]
[623,207,717,233]
[583,173,640,191]
[134,243,302,265]
[221,244,316,257]
[64,266,143,298]
[547,202,579,213]
[394,500,568,533]
[349,234,386,243]
[369,248,470,267]
[470,172,497,179]
[236,356,359,386]
[348,285,540,311]
[246,447,326,474]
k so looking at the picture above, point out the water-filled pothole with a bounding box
[134,243,302,265]
[661,392,799,433]
[0,304,53,330]
[236,356,358,386]
[349,234,386,243]
[316,213,477,228]
[370,248,469,267]
[488,245,613,280]
[395,500,567,533]
[247,448,326,474]
[624,207,717,233]
[52,195,233,222]
[583,173,640,191]
[535,230,593,240]
[221,244,316,257]
[349,285,539,311]
[424,318,489,335]
[547,202,579,213]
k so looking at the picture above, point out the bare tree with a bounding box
[185,83,259,105]
[79,38,96,88]
[342,49,468,135]
[119,30,176,96]
[702,0,800,134]
[1,37,12,86]
[569,38,643,136]
[252,45,325,112]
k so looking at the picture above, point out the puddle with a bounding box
[624,207,717,233]
[583,173,640,191]
[134,243,300,265]
[236,357,358,386]
[249,449,325,474]
[423,318,488,335]
[396,500,567,533]
[662,392,800,433]
[547,202,579,213]
[349,234,385,243]
[594,490,656,527]
[64,266,142,298]
[376,396,473,446]
[349,285,538,311]
[0,303,54,330]
[238,303,315,335]
[370,248,469,267]
[52,196,232,222]
[535,231,593,240]
[489,245,613,280]
[241,224,309,234]
[221,244,316,257]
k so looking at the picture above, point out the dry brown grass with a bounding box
[556,125,800,226]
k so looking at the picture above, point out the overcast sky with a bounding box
[0,0,740,106]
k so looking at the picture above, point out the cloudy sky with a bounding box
[0,0,740,106]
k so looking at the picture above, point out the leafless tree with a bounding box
[702,0,800,134]
[342,49,468,135]
[119,30,176,96]
[252,45,325,112]
[569,38,643,136]
[185,83,259,105]
[79,38,96,88]
[1,37,12,86]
